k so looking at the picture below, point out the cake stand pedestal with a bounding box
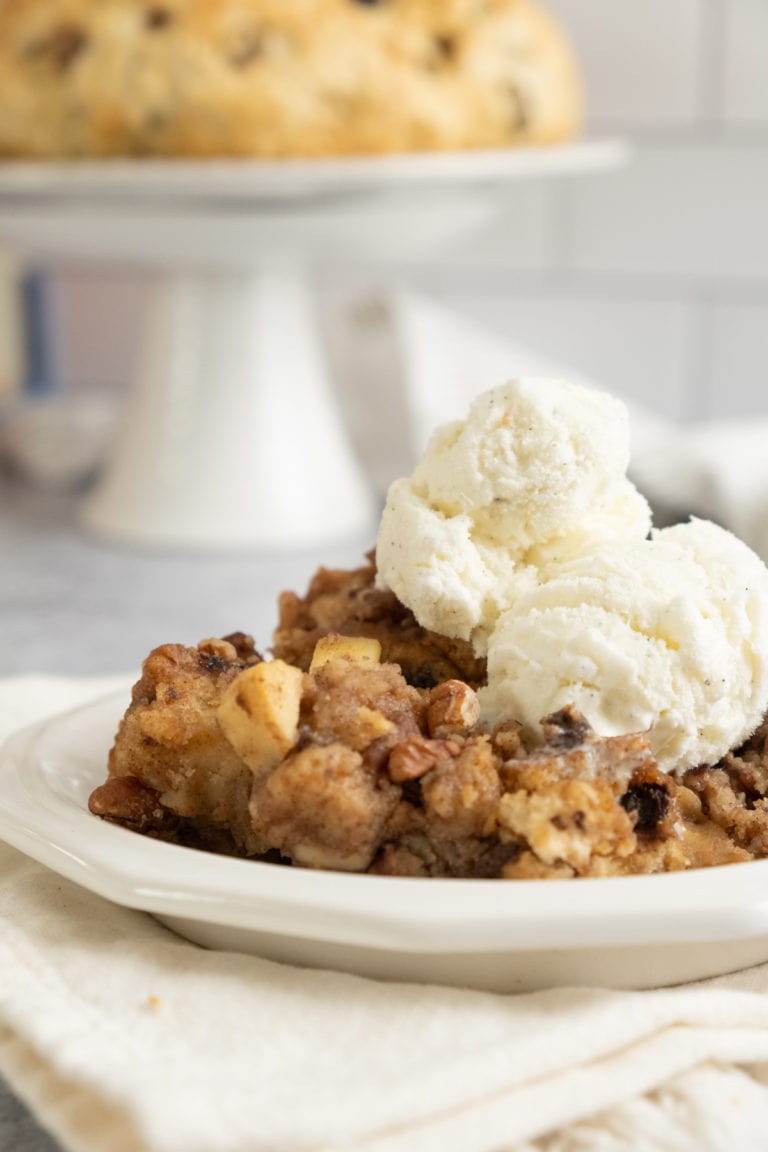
[0,141,626,550]
[84,266,369,550]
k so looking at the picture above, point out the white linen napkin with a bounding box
[5,679,768,1152]
[391,294,768,563]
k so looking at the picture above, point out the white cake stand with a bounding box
[0,140,626,551]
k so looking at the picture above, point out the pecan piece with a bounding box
[88,776,171,834]
[427,680,480,738]
[387,736,460,783]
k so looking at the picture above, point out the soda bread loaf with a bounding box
[0,0,581,158]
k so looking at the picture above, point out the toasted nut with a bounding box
[309,634,382,672]
[388,736,461,782]
[221,631,259,661]
[427,680,480,737]
[88,776,166,828]
[198,637,239,663]
[217,660,303,775]
[676,785,703,822]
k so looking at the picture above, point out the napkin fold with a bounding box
[4,680,768,1151]
[391,294,768,563]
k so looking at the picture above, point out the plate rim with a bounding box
[3,688,768,956]
[0,138,628,205]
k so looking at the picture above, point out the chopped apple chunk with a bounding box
[217,660,303,775]
[309,634,382,672]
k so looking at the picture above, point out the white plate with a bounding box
[3,690,768,992]
[0,139,626,205]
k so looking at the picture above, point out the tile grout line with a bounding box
[322,266,768,307]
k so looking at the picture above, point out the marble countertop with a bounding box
[0,472,374,1152]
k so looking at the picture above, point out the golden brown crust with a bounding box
[273,556,487,688]
[0,0,582,158]
[684,763,768,859]
[105,635,266,855]
[250,742,400,871]
[92,620,768,878]
[88,560,768,879]
[302,656,425,751]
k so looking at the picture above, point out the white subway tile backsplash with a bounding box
[430,291,694,420]
[723,0,768,125]
[566,145,768,281]
[709,302,768,419]
[544,0,704,126]
[45,1,768,471]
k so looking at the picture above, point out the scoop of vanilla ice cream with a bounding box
[377,378,651,647]
[411,379,643,548]
[479,518,768,773]
[524,483,652,568]
[375,477,497,642]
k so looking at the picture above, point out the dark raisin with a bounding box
[407,668,438,690]
[27,25,88,71]
[433,35,457,63]
[201,653,228,675]
[470,841,522,878]
[229,32,264,69]
[143,110,168,135]
[145,7,173,30]
[258,848,293,867]
[508,83,529,132]
[401,778,424,808]
[540,706,592,749]
[620,783,670,834]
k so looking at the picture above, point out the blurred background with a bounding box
[15,0,767,442]
[1,0,767,667]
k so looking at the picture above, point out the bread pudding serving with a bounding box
[90,380,768,879]
[0,0,581,158]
